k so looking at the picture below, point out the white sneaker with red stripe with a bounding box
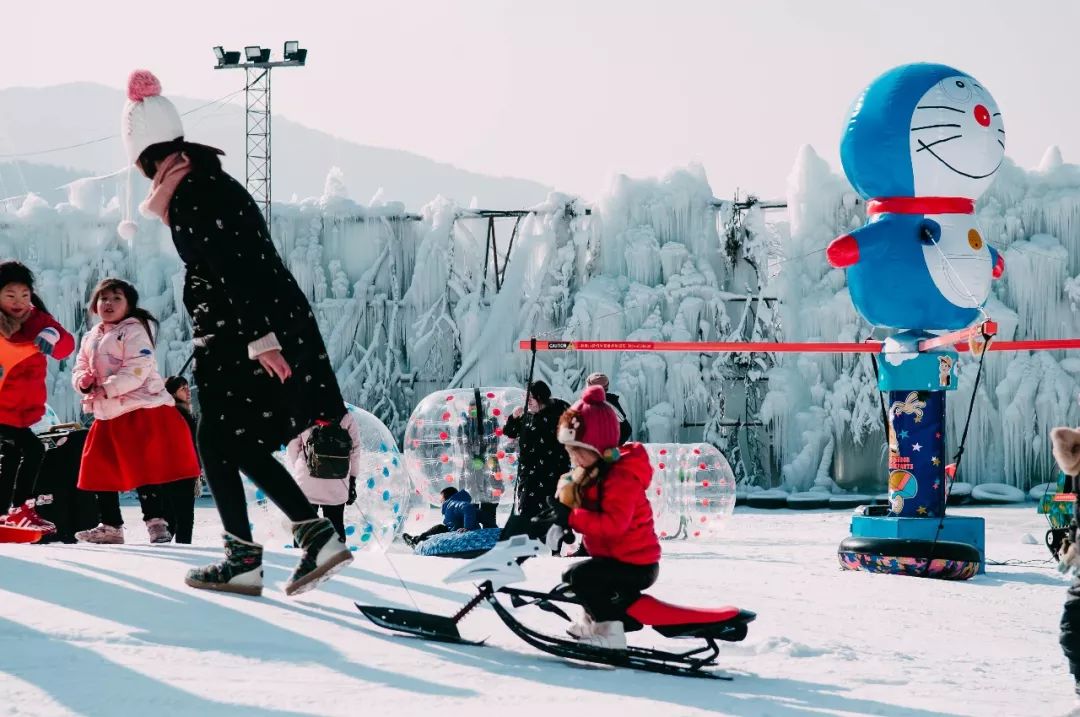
[2,500,57,536]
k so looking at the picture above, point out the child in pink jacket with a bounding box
[285,409,362,542]
[72,278,199,544]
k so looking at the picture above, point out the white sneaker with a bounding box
[75,524,125,544]
[578,620,626,651]
[567,612,595,639]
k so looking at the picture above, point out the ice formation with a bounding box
[3,144,1078,491]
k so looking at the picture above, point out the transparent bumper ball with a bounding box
[402,387,525,528]
[680,443,736,540]
[642,444,689,540]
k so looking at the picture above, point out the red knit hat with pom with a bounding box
[557,385,622,456]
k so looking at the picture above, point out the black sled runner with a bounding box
[357,533,755,679]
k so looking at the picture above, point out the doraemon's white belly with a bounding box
[921,213,992,308]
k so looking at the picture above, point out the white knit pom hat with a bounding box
[120,70,183,165]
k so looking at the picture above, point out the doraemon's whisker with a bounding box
[916,136,962,152]
[992,112,1001,117]
[997,129,1005,134]
[997,139,1005,149]
[916,105,965,113]
[911,123,962,131]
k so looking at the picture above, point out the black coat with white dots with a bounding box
[168,168,345,449]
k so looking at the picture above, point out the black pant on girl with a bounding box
[562,557,659,626]
[138,480,198,543]
[0,425,45,511]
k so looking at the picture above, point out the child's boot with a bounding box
[285,517,352,596]
[145,518,172,544]
[185,533,263,596]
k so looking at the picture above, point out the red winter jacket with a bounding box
[0,309,74,428]
[568,442,662,565]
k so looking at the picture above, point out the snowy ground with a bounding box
[0,501,1072,717]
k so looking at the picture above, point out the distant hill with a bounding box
[0,82,550,209]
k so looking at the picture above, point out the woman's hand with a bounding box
[77,372,96,392]
[257,349,292,383]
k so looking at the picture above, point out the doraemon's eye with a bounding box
[941,78,972,103]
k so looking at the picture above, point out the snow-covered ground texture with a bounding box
[3,145,1080,491]
[0,503,1072,717]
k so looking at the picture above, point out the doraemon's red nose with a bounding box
[826,234,859,268]
[974,104,991,127]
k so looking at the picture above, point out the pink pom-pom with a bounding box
[581,385,607,404]
[127,70,162,102]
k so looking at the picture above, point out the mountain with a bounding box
[0,83,550,209]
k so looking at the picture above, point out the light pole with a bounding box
[213,42,307,229]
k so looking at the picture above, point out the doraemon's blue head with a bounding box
[841,63,1005,200]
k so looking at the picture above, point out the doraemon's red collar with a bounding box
[866,197,974,217]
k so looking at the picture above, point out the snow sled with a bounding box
[357,533,756,679]
[0,525,45,544]
[414,527,501,558]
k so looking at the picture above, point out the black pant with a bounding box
[198,421,316,542]
[476,502,498,529]
[0,425,45,511]
[413,523,450,543]
[317,504,345,543]
[500,511,549,541]
[138,480,198,544]
[562,558,659,625]
[94,492,124,528]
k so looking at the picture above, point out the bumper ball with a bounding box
[402,387,525,529]
[245,403,412,552]
[643,443,736,541]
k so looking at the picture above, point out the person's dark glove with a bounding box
[347,476,357,506]
[532,496,571,529]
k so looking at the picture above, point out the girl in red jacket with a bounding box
[0,261,74,534]
[541,384,661,651]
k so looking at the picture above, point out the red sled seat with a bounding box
[626,595,755,641]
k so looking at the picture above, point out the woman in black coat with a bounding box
[500,380,570,540]
[120,70,351,597]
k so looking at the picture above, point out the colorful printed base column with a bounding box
[886,390,946,518]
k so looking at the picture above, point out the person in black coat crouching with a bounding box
[120,69,351,597]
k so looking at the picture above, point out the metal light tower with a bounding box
[213,42,307,228]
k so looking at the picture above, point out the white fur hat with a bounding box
[120,70,183,164]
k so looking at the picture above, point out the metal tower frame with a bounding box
[245,67,271,225]
[213,43,307,229]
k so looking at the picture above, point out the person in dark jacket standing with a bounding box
[586,373,632,444]
[120,70,351,597]
[1051,426,1080,706]
[500,380,570,540]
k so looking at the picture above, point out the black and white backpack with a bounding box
[304,421,352,479]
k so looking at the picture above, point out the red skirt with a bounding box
[78,405,200,492]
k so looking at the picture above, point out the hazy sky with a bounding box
[4,0,1080,202]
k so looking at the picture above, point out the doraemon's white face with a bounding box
[909,75,1004,199]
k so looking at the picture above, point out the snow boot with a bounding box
[145,518,172,544]
[185,533,263,596]
[578,620,626,651]
[284,517,352,597]
[74,523,124,544]
[402,533,419,548]
[3,499,57,536]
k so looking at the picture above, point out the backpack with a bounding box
[304,421,353,479]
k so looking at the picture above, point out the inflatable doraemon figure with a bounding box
[826,63,1005,330]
